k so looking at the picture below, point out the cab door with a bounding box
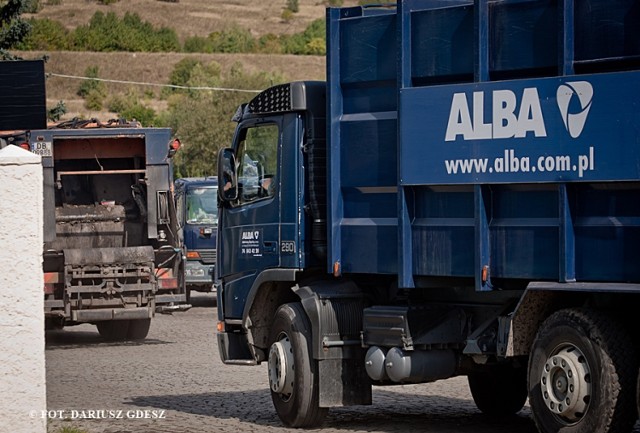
[217,119,283,319]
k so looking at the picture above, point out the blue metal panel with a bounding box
[400,71,640,185]
[559,0,575,75]
[574,0,640,63]
[573,184,640,281]
[475,185,491,290]
[327,5,398,276]
[327,6,345,276]
[327,0,640,288]
[398,0,414,288]
[489,0,557,77]
[559,183,575,282]
[411,185,475,277]
[475,0,489,81]
[408,2,474,85]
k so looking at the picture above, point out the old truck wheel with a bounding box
[127,318,151,341]
[528,308,637,433]
[268,303,327,427]
[468,362,527,416]
[96,320,130,341]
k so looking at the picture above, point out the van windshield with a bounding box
[186,186,218,224]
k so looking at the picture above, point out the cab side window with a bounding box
[235,124,279,205]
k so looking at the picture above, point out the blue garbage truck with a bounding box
[174,177,218,302]
[215,1,640,432]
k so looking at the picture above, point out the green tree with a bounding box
[157,61,284,178]
[0,0,31,57]
[183,35,212,53]
[47,100,66,122]
[77,65,106,110]
[107,88,156,126]
[279,18,326,55]
[286,0,299,13]
[72,11,179,52]
[207,24,254,53]
[17,17,70,49]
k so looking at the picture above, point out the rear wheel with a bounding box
[127,318,151,341]
[268,303,328,427]
[96,320,129,341]
[528,308,637,433]
[468,362,527,416]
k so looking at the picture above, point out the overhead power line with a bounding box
[47,72,263,94]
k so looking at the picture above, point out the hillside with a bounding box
[20,50,326,119]
[19,0,362,120]
[27,0,358,40]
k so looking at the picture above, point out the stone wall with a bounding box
[0,145,46,433]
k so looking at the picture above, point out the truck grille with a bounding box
[199,250,217,264]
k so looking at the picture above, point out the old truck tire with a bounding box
[268,303,328,427]
[96,320,130,341]
[127,318,151,341]
[528,308,637,433]
[468,362,527,416]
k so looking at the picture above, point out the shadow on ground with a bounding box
[45,328,172,350]
[127,388,538,433]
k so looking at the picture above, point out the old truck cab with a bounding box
[175,177,219,301]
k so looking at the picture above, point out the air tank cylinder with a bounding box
[383,347,457,383]
[364,346,389,381]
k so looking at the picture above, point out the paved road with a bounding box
[42,293,632,433]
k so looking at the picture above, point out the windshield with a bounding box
[186,186,218,224]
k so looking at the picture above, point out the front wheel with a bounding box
[528,308,637,433]
[268,303,328,428]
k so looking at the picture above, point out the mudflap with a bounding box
[294,280,372,407]
[318,357,372,407]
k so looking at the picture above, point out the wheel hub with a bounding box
[540,345,591,423]
[268,334,294,397]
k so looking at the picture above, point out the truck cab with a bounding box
[216,82,327,320]
[175,177,219,301]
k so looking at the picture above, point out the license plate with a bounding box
[31,141,52,157]
[186,269,205,277]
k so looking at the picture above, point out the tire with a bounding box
[637,368,640,419]
[127,318,151,341]
[468,361,527,416]
[528,308,637,433]
[96,320,130,341]
[268,303,328,428]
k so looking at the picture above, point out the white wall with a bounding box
[0,145,46,433]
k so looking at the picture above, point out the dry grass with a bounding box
[25,50,326,97]
[19,1,366,120]
[24,50,326,119]
[28,0,361,40]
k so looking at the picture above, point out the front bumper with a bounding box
[185,261,215,287]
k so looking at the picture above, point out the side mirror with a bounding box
[218,148,237,202]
